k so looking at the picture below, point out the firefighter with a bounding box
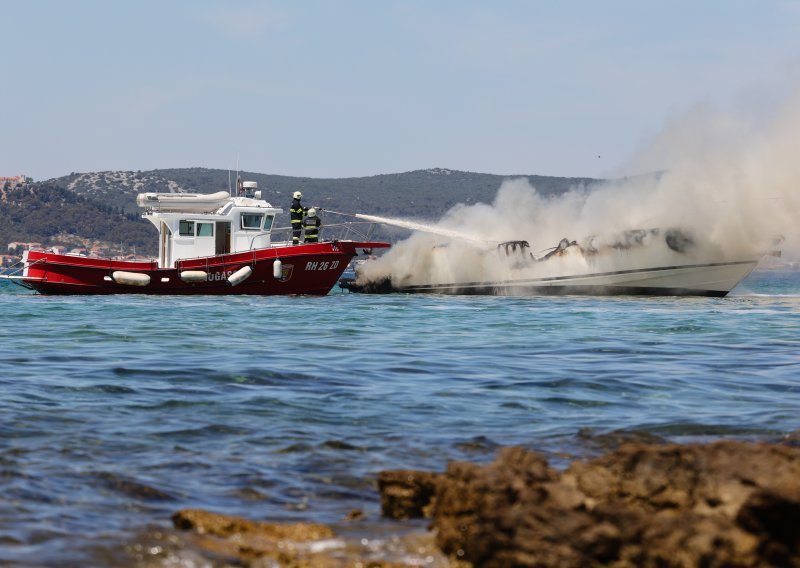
[303,208,321,243]
[289,191,306,245]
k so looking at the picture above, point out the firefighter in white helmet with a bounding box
[289,191,306,245]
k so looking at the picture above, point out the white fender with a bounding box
[228,265,252,286]
[273,259,282,279]
[180,270,208,283]
[111,271,151,286]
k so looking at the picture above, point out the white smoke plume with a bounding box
[359,88,800,286]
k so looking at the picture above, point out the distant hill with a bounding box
[0,182,153,255]
[2,168,601,255]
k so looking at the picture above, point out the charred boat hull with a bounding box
[342,261,758,298]
[341,259,759,297]
[342,232,762,298]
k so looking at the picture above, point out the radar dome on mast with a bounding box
[236,180,259,198]
[242,181,258,198]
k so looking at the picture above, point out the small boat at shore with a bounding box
[342,227,772,298]
[2,181,388,295]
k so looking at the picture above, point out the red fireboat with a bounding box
[3,181,388,295]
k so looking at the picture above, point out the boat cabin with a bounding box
[136,182,282,268]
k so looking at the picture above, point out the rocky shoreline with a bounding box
[152,440,800,567]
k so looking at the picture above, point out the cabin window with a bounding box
[263,215,274,231]
[179,220,195,236]
[196,222,214,237]
[241,213,264,230]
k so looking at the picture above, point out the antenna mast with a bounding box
[236,154,242,196]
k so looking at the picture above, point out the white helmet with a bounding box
[307,208,317,217]
[293,191,302,199]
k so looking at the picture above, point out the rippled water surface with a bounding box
[1,271,799,565]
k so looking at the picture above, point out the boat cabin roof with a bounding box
[136,186,285,266]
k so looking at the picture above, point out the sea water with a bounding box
[1,271,799,565]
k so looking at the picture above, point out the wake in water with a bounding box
[357,87,800,291]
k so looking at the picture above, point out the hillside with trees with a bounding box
[0,183,154,255]
[58,167,600,218]
[2,168,601,256]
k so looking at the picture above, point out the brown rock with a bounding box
[737,487,800,565]
[378,441,800,567]
[433,447,570,567]
[377,469,441,519]
[171,508,452,567]
[172,509,337,566]
[344,508,365,521]
[173,508,333,540]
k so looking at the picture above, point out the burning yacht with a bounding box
[342,225,768,297]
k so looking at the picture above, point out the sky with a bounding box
[2,1,800,182]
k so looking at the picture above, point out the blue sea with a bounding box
[1,271,799,566]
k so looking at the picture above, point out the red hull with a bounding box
[21,241,387,295]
